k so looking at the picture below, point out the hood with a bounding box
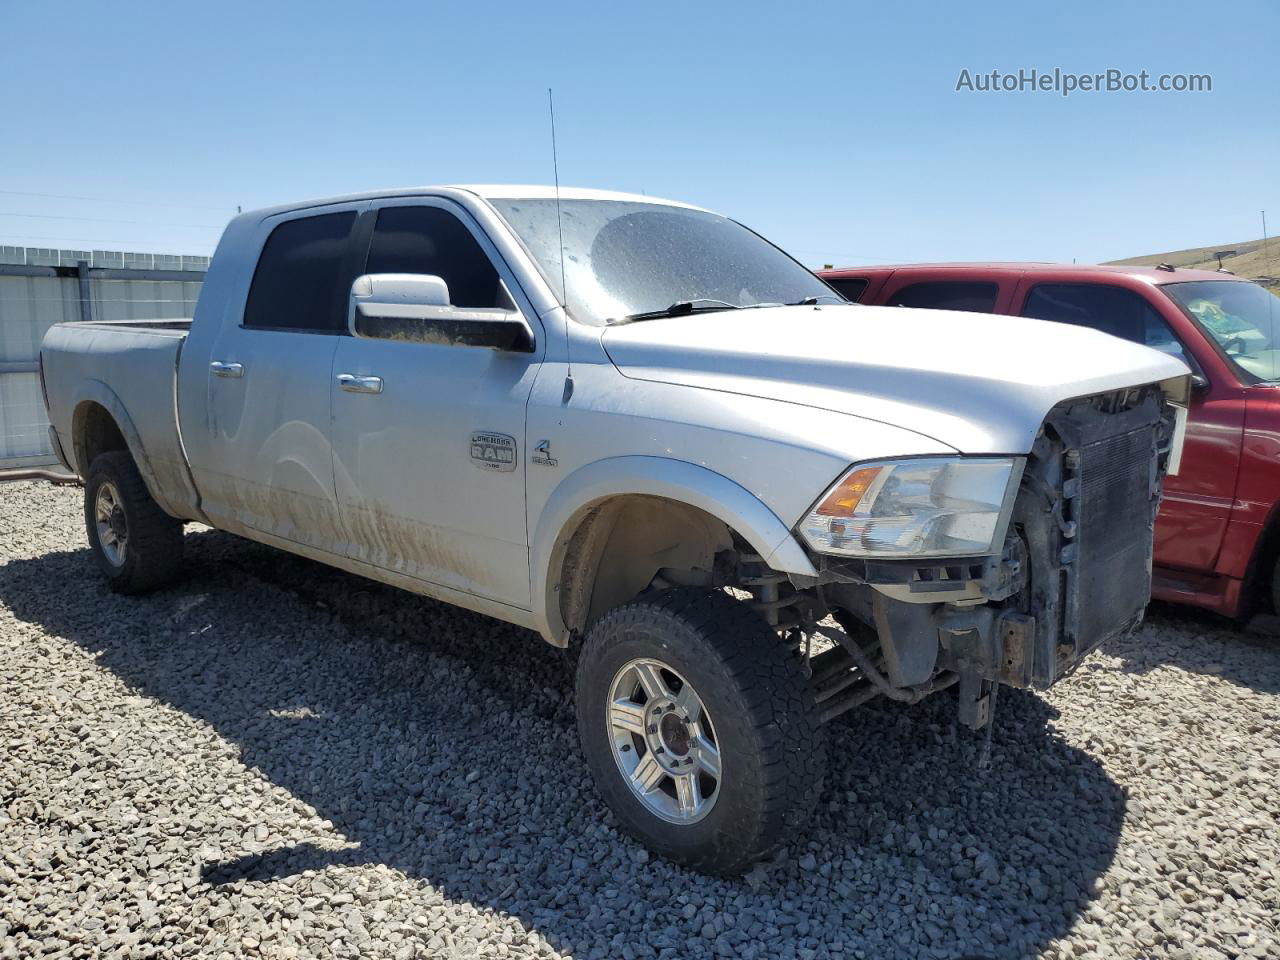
[601,304,1190,454]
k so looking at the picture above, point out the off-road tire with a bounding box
[84,451,183,594]
[575,588,826,875]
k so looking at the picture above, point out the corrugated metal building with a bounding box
[0,245,208,468]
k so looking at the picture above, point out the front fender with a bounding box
[530,455,818,644]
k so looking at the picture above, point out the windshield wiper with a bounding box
[610,294,845,325]
[791,295,845,305]
[611,299,741,325]
[739,295,846,308]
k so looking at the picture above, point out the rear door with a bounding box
[1014,280,1245,573]
[329,198,544,608]
[184,203,367,554]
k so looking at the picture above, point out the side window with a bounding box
[1021,283,1193,365]
[888,281,998,312]
[365,206,504,309]
[826,277,868,303]
[244,211,357,332]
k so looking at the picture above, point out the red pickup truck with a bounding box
[818,262,1280,621]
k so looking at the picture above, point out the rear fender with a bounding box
[70,380,177,516]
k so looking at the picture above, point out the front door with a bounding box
[1155,383,1245,573]
[329,199,544,608]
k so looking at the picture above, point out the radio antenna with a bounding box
[549,88,573,401]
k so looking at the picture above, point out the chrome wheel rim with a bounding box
[607,658,721,824]
[94,481,127,567]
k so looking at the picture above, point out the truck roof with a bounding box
[819,261,1243,285]
[235,185,706,224]
[455,184,705,209]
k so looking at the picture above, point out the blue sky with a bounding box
[2,0,1276,266]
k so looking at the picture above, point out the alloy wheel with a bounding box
[607,658,722,824]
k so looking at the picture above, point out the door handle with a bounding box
[337,373,384,394]
[210,361,243,378]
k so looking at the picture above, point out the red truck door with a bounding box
[1155,371,1247,575]
[1012,278,1245,574]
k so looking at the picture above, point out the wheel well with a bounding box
[1246,503,1280,616]
[556,496,735,637]
[73,402,128,475]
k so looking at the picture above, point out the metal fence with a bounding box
[0,245,208,468]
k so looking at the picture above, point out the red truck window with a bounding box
[1021,283,1193,367]
[826,278,868,303]
[888,281,998,312]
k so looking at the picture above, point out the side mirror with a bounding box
[1191,373,1210,395]
[349,273,534,352]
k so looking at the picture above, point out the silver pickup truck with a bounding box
[39,185,1190,874]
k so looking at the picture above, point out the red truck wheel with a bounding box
[1272,556,1280,617]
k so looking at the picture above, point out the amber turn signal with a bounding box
[814,466,882,517]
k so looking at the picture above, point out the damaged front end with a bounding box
[766,383,1184,729]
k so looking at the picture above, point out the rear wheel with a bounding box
[84,451,183,593]
[575,588,826,875]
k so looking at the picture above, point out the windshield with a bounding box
[1162,280,1280,383]
[488,198,838,325]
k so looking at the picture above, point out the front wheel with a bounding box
[575,588,826,875]
[1271,554,1280,618]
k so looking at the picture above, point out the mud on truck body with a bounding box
[39,185,1190,874]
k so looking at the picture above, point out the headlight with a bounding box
[799,457,1023,559]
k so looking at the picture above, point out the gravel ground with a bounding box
[2,481,1278,960]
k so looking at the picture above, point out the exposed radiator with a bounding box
[1066,422,1160,651]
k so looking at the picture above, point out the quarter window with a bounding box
[888,281,998,312]
[365,206,505,308]
[826,278,869,303]
[244,212,357,332]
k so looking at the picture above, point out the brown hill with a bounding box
[1106,237,1279,286]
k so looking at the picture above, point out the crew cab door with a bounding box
[1013,279,1245,573]
[329,199,544,608]
[181,203,367,552]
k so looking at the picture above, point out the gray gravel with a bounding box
[2,481,1278,960]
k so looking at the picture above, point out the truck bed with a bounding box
[67,318,193,335]
[40,318,202,522]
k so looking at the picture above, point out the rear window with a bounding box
[244,211,357,332]
[826,277,868,303]
[888,281,998,312]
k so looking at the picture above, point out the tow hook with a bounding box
[956,668,994,729]
[954,667,1000,768]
